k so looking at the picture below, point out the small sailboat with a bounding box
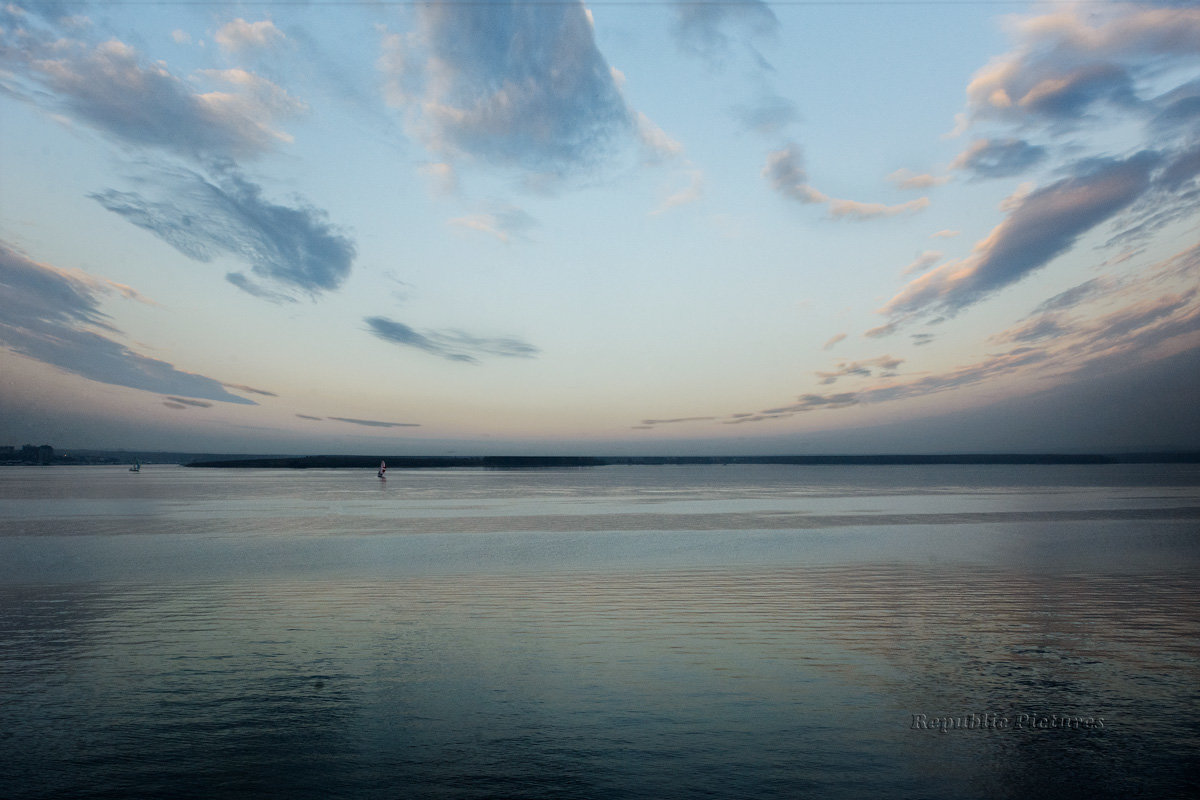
[377,460,386,480]
[129,458,140,472]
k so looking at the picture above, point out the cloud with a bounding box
[931,230,961,239]
[672,0,779,66]
[902,251,943,276]
[223,382,278,397]
[2,28,302,161]
[0,242,255,404]
[734,92,799,136]
[165,396,213,408]
[365,316,540,364]
[215,19,285,54]
[419,162,459,197]
[91,165,356,299]
[1030,277,1115,315]
[765,142,931,220]
[762,143,826,204]
[640,417,717,426]
[296,414,323,421]
[822,333,847,350]
[888,169,951,190]
[951,138,1048,179]
[379,1,632,176]
[652,168,704,215]
[962,4,1200,133]
[635,112,685,164]
[828,197,930,221]
[327,417,420,429]
[815,355,903,386]
[448,203,536,243]
[880,152,1159,322]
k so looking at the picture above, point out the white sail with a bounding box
[377,460,386,479]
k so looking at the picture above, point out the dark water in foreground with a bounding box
[1,464,1198,799]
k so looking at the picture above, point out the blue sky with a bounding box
[1,0,1198,455]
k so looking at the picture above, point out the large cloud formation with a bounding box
[92,167,356,300]
[380,0,632,176]
[880,2,1200,327]
[0,3,355,301]
[880,152,1159,320]
[0,13,303,161]
[0,242,255,404]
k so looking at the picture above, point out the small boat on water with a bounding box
[129,459,140,472]
[377,460,386,480]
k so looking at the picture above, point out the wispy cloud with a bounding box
[449,203,536,244]
[215,18,285,55]
[815,355,903,386]
[902,251,943,277]
[327,417,420,429]
[223,382,278,397]
[165,396,213,408]
[733,92,799,136]
[765,142,930,220]
[888,169,951,191]
[91,165,356,300]
[642,242,1200,430]
[671,0,779,67]
[365,316,540,364]
[639,416,717,426]
[0,242,256,404]
[822,333,847,351]
[829,197,930,221]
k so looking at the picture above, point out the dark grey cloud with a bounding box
[381,1,632,176]
[0,241,255,404]
[91,166,355,300]
[639,417,717,426]
[952,138,1048,179]
[327,417,420,429]
[296,414,323,421]
[365,316,540,364]
[223,383,278,398]
[882,152,1159,320]
[165,396,213,408]
[672,1,779,66]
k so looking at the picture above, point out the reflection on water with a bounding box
[1,465,1198,799]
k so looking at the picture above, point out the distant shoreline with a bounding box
[183,453,1200,469]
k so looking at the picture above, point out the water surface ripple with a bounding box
[1,464,1198,799]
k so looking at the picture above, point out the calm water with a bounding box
[1,464,1198,799]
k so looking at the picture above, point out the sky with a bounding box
[1,0,1198,455]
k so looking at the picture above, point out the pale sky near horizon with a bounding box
[1,0,1198,455]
